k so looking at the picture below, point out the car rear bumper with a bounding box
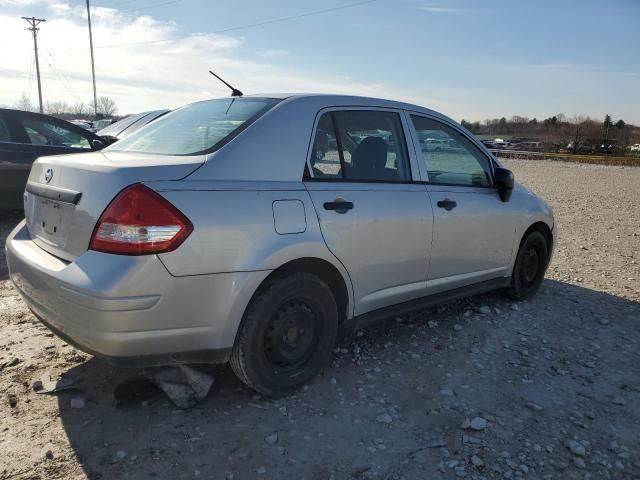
[6,220,269,364]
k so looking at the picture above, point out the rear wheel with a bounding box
[508,231,549,300]
[230,273,338,396]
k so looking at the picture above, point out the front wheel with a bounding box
[508,231,549,300]
[230,272,338,396]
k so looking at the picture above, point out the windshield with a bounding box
[105,98,278,155]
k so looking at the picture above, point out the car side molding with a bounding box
[353,277,510,331]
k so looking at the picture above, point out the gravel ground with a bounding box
[1,159,639,480]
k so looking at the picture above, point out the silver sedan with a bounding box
[5,94,554,396]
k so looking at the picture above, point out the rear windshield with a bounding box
[105,98,279,155]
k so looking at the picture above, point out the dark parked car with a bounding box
[97,110,169,143]
[0,108,107,211]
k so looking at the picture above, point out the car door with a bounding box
[408,114,518,294]
[0,111,102,210]
[304,108,433,316]
[0,111,39,210]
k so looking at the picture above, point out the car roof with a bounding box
[180,93,471,184]
[199,93,455,128]
[243,93,439,114]
[0,108,48,115]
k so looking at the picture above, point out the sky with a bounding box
[0,0,638,123]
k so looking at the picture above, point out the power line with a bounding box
[27,49,35,102]
[42,56,79,105]
[119,0,182,13]
[92,0,379,49]
[213,0,379,34]
[45,49,83,105]
[96,0,146,8]
[94,0,181,12]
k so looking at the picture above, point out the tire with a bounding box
[508,231,549,300]
[230,272,339,396]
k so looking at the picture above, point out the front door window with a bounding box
[411,115,491,187]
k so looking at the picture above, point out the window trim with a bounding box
[330,112,347,176]
[304,106,415,184]
[406,111,496,187]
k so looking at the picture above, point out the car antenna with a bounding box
[209,70,243,97]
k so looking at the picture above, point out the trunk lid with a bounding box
[24,150,203,261]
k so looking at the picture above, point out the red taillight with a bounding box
[89,184,193,255]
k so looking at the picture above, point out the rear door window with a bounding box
[308,110,410,182]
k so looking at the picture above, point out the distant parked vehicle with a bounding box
[0,108,107,211]
[566,143,594,154]
[69,119,94,131]
[422,137,448,152]
[97,110,170,143]
[93,119,114,131]
[493,139,513,150]
[481,139,512,150]
[596,144,617,155]
[514,142,541,151]
[629,144,640,152]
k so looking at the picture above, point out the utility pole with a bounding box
[21,16,46,114]
[86,0,98,118]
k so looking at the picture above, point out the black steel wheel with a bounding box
[230,272,338,396]
[508,231,549,300]
[264,300,320,370]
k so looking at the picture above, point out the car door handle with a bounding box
[323,200,354,213]
[437,198,457,211]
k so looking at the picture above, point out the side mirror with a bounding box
[91,138,106,150]
[493,167,514,202]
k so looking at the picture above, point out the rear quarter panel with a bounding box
[152,181,353,281]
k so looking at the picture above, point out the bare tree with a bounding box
[45,101,70,116]
[564,115,587,153]
[15,92,35,111]
[71,102,89,117]
[97,96,118,117]
[511,115,529,135]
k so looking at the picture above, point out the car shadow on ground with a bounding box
[52,279,640,479]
